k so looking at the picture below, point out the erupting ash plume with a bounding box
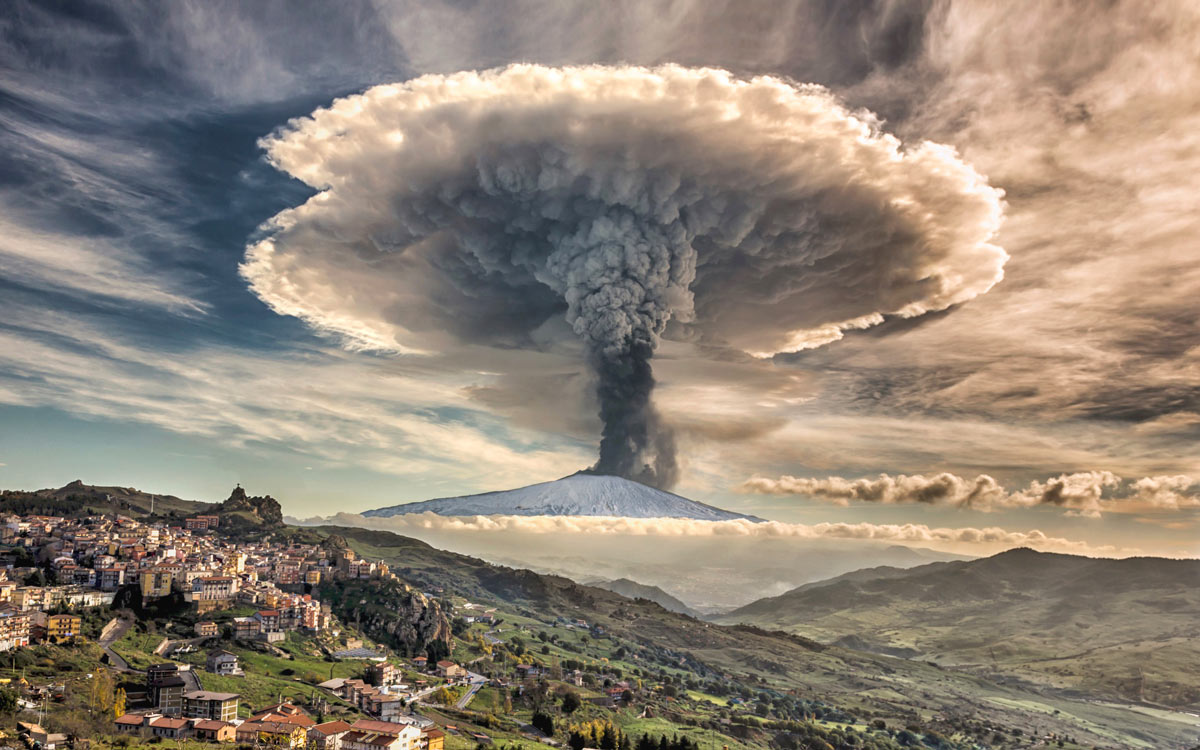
[242,65,1006,488]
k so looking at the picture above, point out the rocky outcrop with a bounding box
[320,534,350,553]
[319,577,452,657]
[217,485,283,526]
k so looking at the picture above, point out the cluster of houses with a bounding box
[0,510,472,747]
[115,698,445,750]
[314,657,471,723]
[0,511,402,653]
[0,607,80,651]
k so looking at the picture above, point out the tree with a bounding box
[531,710,555,737]
[600,724,618,750]
[561,690,581,715]
[111,688,126,720]
[0,688,18,714]
[425,639,450,663]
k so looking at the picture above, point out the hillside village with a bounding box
[0,500,466,748]
[0,484,1180,750]
[0,488,731,750]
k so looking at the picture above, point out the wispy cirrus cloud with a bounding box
[0,308,588,493]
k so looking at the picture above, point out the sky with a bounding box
[1,0,1198,559]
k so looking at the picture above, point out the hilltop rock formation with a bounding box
[218,485,283,526]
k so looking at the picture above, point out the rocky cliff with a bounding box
[316,537,451,657]
[217,485,284,526]
[319,576,452,658]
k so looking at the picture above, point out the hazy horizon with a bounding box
[2,1,1199,564]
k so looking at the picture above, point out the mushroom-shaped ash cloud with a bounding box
[243,64,1006,488]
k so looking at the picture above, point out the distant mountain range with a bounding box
[715,547,1200,707]
[587,577,698,617]
[312,523,1200,747]
[363,473,762,521]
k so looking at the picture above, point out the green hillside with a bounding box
[311,525,1200,749]
[0,480,214,518]
[716,548,1200,709]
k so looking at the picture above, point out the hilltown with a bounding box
[0,511,463,750]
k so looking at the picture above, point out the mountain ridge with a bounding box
[716,546,1200,708]
[588,577,698,616]
[310,522,1200,747]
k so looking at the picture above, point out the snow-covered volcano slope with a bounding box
[363,473,763,522]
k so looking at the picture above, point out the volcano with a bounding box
[362,473,763,522]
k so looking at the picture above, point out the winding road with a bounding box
[454,671,487,709]
[98,615,135,672]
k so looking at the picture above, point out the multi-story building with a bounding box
[365,662,397,687]
[185,515,220,531]
[191,575,237,612]
[147,664,187,716]
[140,567,175,601]
[0,606,31,651]
[193,719,236,743]
[229,617,257,641]
[275,560,302,586]
[422,728,445,750]
[97,567,125,592]
[206,649,241,676]
[182,690,240,722]
[44,614,81,644]
[70,567,97,587]
[254,609,280,632]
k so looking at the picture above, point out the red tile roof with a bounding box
[195,720,233,731]
[349,720,416,735]
[150,717,188,730]
[310,721,353,736]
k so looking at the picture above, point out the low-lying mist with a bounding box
[294,511,982,610]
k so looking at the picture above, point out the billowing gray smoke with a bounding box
[243,65,1006,488]
[542,205,692,486]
